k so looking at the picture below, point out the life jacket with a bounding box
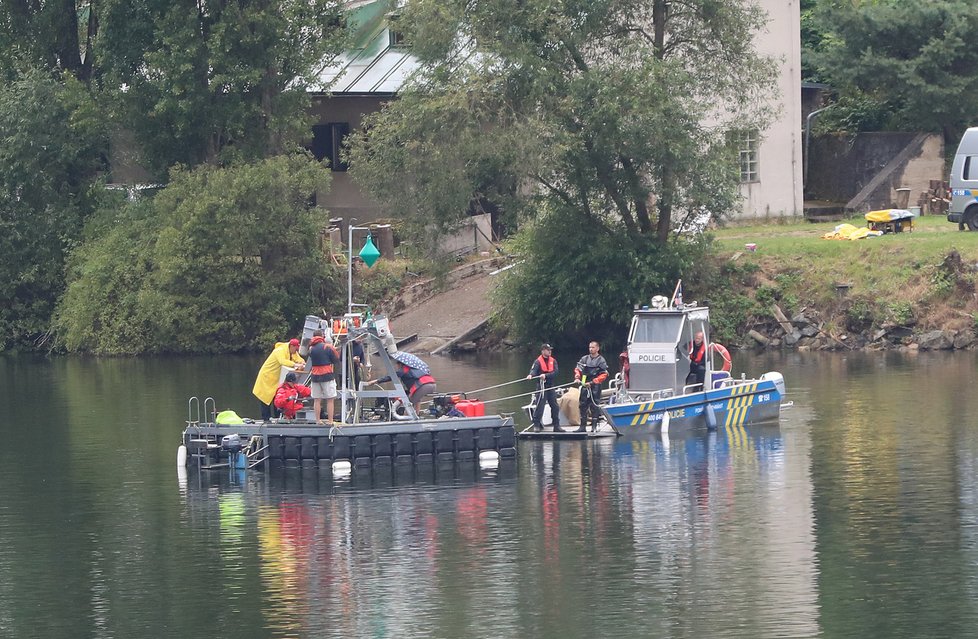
[690,341,706,365]
[619,351,630,387]
[536,355,555,374]
[308,336,338,378]
[399,363,435,395]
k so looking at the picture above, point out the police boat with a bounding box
[600,295,785,434]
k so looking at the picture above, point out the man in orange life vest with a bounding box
[526,343,562,432]
[307,329,341,424]
[687,331,707,386]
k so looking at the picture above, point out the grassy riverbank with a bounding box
[704,215,978,348]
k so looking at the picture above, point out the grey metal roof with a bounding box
[316,0,420,94]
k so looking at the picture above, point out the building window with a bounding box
[730,129,760,183]
[310,122,350,172]
[389,28,407,47]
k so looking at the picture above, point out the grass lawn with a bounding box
[704,214,978,340]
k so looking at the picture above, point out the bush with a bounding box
[54,155,341,354]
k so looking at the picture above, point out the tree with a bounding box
[0,68,106,350]
[494,206,708,349]
[94,0,349,173]
[349,0,777,244]
[810,0,978,141]
[54,155,341,354]
[0,0,96,82]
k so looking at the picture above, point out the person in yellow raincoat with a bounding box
[253,338,305,420]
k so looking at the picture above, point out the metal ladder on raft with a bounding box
[185,397,269,470]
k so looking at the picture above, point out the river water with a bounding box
[2,349,978,638]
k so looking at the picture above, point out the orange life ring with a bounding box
[710,343,732,372]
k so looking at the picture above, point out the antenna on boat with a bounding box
[669,280,683,309]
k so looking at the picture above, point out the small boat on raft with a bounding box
[178,314,517,471]
[521,293,785,438]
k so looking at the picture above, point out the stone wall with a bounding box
[806,132,944,211]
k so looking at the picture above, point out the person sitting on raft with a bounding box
[273,372,311,420]
[366,358,436,416]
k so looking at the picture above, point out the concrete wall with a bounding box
[807,132,945,210]
[733,0,803,220]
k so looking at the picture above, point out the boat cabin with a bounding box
[624,297,722,394]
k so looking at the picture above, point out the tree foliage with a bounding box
[495,205,708,350]
[54,155,342,354]
[95,0,348,173]
[349,0,777,244]
[0,2,351,354]
[0,68,106,350]
[808,0,978,140]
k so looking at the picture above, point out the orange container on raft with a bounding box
[456,399,485,417]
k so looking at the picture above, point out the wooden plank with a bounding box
[771,304,794,335]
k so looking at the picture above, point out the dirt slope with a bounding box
[387,272,495,346]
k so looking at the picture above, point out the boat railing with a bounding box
[203,397,216,424]
[616,386,677,404]
[715,376,764,389]
[187,396,200,427]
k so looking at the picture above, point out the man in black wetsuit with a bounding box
[574,341,609,433]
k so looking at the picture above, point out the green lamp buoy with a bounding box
[359,233,381,268]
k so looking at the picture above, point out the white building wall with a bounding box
[735,0,803,219]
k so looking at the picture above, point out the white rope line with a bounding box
[434,381,579,406]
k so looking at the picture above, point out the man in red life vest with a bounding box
[574,341,609,433]
[527,343,562,432]
[687,331,707,386]
[273,372,312,419]
[367,354,437,415]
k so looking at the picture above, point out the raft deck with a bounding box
[183,414,517,468]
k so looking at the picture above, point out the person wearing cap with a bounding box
[307,329,341,424]
[252,338,305,421]
[273,372,311,420]
[527,343,562,432]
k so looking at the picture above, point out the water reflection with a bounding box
[178,420,816,638]
[11,351,978,637]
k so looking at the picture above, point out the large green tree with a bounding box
[0,0,97,82]
[809,0,978,140]
[349,0,776,244]
[95,0,348,173]
[0,68,105,350]
[1,1,349,172]
[55,155,340,354]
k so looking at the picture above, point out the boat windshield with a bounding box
[630,315,683,345]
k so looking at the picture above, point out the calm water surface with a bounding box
[2,349,978,638]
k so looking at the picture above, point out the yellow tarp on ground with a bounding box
[822,223,882,241]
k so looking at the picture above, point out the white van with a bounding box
[949,127,978,229]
